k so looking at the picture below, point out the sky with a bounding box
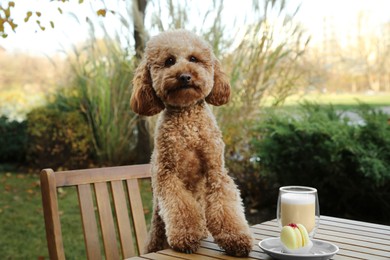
[289,0,390,47]
[1,0,390,56]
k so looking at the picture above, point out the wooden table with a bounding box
[128,216,390,259]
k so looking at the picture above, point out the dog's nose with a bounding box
[179,74,192,83]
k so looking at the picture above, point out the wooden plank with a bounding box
[197,247,262,260]
[40,169,66,260]
[158,249,217,260]
[250,224,279,233]
[318,224,390,240]
[94,182,120,260]
[202,235,272,256]
[200,240,273,260]
[252,221,278,230]
[320,218,390,235]
[127,179,148,254]
[321,216,390,231]
[316,228,390,246]
[200,240,225,250]
[329,255,359,260]
[136,252,186,260]
[338,248,389,260]
[111,180,136,258]
[54,164,151,187]
[250,226,279,243]
[334,255,363,260]
[200,235,215,243]
[315,233,390,252]
[307,234,389,257]
[77,184,102,260]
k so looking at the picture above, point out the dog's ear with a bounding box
[206,58,231,106]
[130,59,165,116]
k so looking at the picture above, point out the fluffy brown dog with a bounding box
[130,30,253,256]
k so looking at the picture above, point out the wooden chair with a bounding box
[40,164,151,260]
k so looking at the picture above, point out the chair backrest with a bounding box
[40,164,151,260]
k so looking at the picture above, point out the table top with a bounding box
[128,216,390,260]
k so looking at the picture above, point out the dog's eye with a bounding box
[189,56,198,63]
[165,57,176,67]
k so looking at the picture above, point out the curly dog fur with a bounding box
[130,29,253,256]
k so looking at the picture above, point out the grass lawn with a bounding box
[0,171,153,259]
[281,92,390,107]
[0,172,48,259]
[261,92,390,117]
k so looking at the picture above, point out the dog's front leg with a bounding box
[145,197,168,253]
[203,148,254,256]
[155,171,205,253]
[206,172,254,256]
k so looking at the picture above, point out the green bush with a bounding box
[251,103,390,224]
[26,107,93,170]
[226,140,277,212]
[0,116,27,163]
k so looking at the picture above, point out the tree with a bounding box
[0,1,16,38]
[132,0,152,163]
[0,0,115,38]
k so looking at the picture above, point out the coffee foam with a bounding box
[281,193,315,205]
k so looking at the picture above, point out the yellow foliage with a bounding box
[0,51,67,120]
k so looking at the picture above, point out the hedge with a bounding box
[249,103,390,224]
[0,116,27,163]
[26,107,94,170]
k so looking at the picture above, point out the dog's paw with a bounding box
[168,232,202,254]
[215,231,253,257]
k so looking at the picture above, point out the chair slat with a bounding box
[40,169,66,260]
[127,179,148,254]
[111,180,136,258]
[77,184,102,260]
[94,182,120,260]
[55,164,151,187]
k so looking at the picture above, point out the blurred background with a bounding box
[1,0,390,258]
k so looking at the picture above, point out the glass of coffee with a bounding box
[277,186,320,237]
